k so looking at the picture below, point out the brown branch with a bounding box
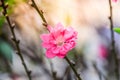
[0,0,32,80]
[31,0,47,25]
[108,0,119,80]
[48,60,57,80]
[65,57,82,80]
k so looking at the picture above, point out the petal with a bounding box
[112,0,117,2]
[53,24,65,38]
[42,42,54,49]
[69,41,76,49]
[40,34,50,42]
[64,42,76,51]
[55,23,64,30]
[47,25,54,32]
[59,47,68,55]
[51,46,60,54]
[52,31,62,39]
[56,53,66,58]
[48,23,64,33]
[64,27,73,39]
[64,27,77,41]
[46,49,56,58]
[99,45,108,59]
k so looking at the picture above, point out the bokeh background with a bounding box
[0,0,120,80]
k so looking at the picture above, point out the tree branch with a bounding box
[108,0,119,80]
[0,0,32,80]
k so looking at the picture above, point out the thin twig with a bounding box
[65,56,82,80]
[48,59,57,80]
[31,0,47,25]
[93,63,102,80]
[62,66,70,80]
[0,0,32,80]
[108,0,119,80]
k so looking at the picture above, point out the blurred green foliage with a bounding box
[4,0,16,14]
[114,27,120,34]
[0,0,16,33]
[0,0,15,72]
[0,16,5,28]
[0,39,13,63]
[67,49,77,59]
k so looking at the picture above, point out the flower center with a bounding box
[57,41,64,46]
[56,36,64,46]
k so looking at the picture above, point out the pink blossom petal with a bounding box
[55,23,64,30]
[64,27,77,41]
[42,42,54,48]
[112,0,118,2]
[52,24,65,39]
[64,42,75,51]
[99,45,108,59]
[46,49,56,58]
[51,46,61,54]
[69,41,76,49]
[60,47,68,54]
[47,25,54,32]
[64,44,71,50]
[40,34,50,42]
[56,54,66,58]
[52,31,62,40]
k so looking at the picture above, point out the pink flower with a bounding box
[40,23,77,58]
[99,45,108,59]
[112,0,118,2]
